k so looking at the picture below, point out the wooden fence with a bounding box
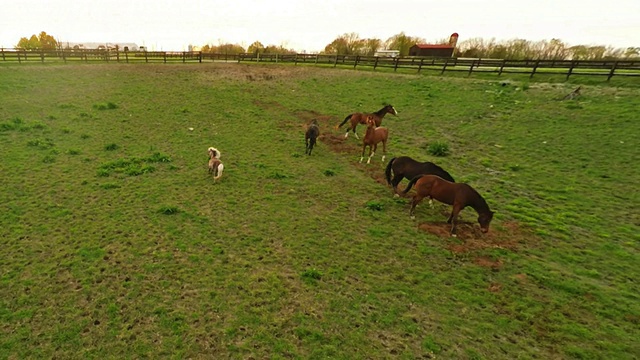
[2,48,639,81]
[238,53,640,81]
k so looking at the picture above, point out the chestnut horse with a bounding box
[360,116,389,164]
[305,119,320,155]
[385,156,455,194]
[338,104,397,139]
[402,174,494,236]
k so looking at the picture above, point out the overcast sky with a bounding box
[1,0,638,51]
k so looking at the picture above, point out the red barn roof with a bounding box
[413,44,454,49]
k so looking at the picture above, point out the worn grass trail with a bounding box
[0,63,638,359]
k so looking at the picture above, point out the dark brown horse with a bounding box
[360,116,389,164]
[385,156,455,194]
[402,174,494,236]
[305,119,320,155]
[338,104,397,139]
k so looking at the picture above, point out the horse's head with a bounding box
[365,115,376,127]
[478,211,494,233]
[385,105,398,116]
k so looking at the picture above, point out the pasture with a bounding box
[0,63,638,359]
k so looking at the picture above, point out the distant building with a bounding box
[61,42,140,51]
[409,33,459,57]
[374,49,400,57]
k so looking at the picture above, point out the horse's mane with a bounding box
[374,105,391,116]
[466,185,490,213]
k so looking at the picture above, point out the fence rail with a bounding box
[2,48,639,80]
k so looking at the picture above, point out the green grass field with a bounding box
[1,63,638,359]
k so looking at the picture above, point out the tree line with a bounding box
[12,31,640,60]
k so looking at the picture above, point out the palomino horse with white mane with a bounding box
[207,147,224,182]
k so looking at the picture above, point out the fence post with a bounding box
[441,58,449,74]
[353,55,359,69]
[334,55,338,68]
[1,48,4,61]
[530,59,540,79]
[374,57,379,70]
[125,50,129,63]
[468,59,477,76]
[498,59,506,76]
[163,52,167,63]
[199,51,202,63]
[393,57,399,72]
[418,58,424,73]
[84,50,88,63]
[40,49,45,63]
[565,61,576,80]
[607,61,618,81]
[144,51,148,63]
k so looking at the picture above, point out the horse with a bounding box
[337,104,397,139]
[402,174,494,236]
[385,156,455,195]
[360,116,389,164]
[305,119,320,155]
[207,147,224,182]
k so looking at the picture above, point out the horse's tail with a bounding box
[384,157,396,186]
[214,163,224,180]
[402,174,425,194]
[337,114,352,128]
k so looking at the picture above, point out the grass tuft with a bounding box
[301,268,323,283]
[427,141,450,157]
[93,102,118,110]
[365,200,384,211]
[104,143,119,151]
[158,206,180,215]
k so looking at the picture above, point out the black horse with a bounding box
[305,119,320,155]
[385,156,455,194]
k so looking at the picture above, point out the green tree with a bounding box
[217,43,245,54]
[38,31,58,50]
[15,31,58,50]
[624,47,640,59]
[263,45,296,54]
[385,32,425,56]
[360,38,382,56]
[323,33,363,55]
[247,41,265,54]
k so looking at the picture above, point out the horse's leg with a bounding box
[367,144,376,164]
[381,139,387,162]
[391,175,402,197]
[448,205,463,237]
[353,126,359,140]
[360,144,367,163]
[410,194,424,219]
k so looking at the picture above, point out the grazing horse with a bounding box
[385,156,455,194]
[360,116,389,164]
[207,147,224,182]
[305,119,320,155]
[402,174,494,236]
[338,104,397,139]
